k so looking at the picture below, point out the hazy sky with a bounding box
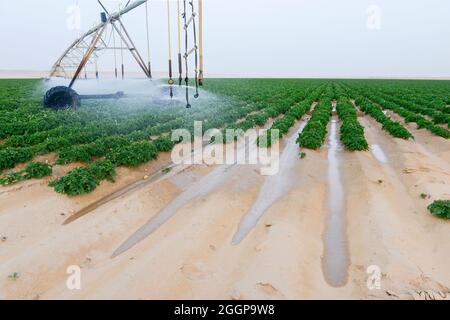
[1,0,449,78]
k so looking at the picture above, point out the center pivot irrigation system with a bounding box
[44,0,204,109]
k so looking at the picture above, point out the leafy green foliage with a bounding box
[420,193,429,199]
[0,172,26,186]
[258,86,323,147]
[340,122,369,151]
[297,97,332,149]
[8,272,20,280]
[355,98,413,139]
[57,145,96,164]
[88,160,116,182]
[0,147,33,171]
[153,136,175,152]
[0,162,52,186]
[49,167,98,196]
[25,162,52,178]
[381,121,413,140]
[1,79,450,197]
[427,200,450,219]
[347,81,449,139]
[336,97,369,151]
[372,97,450,139]
[107,141,158,167]
[49,160,115,196]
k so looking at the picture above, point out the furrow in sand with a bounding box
[322,117,349,288]
[342,115,450,298]
[231,121,307,245]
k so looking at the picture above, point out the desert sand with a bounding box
[0,112,449,300]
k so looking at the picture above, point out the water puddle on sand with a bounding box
[231,122,307,245]
[322,118,349,287]
[371,144,388,164]
[111,164,233,257]
[111,131,265,257]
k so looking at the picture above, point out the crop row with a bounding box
[0,162,52,186]
[49,139,166,196]
[49,160,117,196]
[401,94,450,115]
[367,95,450,139]
[336,97,369,151]
[354,97,413,139]
[336,83,414,140]
[296,95,332,149]
[257,85,325,147]
[0,99,261,171]
[217,84,318,143]
[339,80,450,135]
[374,92,450,127]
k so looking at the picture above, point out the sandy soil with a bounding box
[0,115,449,300]
[0,70,48,79]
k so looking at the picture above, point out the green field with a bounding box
[0,78,449,197]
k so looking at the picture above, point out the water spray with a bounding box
[44,0,203,110]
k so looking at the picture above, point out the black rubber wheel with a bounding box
[43,86,79,110]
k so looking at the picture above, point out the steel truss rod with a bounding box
[145,1,152,78]
[183,0,190,107]
[198,0,203,85]
[167,0,174,90]
[49,1,148,78]
[100,2,150,78]
[184,13,196,29]
[184,46,198,58]
[97,0,110,15]
[177,0,183,85]
[189,0,200,98]
[184,12,196,29]
[75,46,129,50]
[69,23,108,88]
[112,19,151,78]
